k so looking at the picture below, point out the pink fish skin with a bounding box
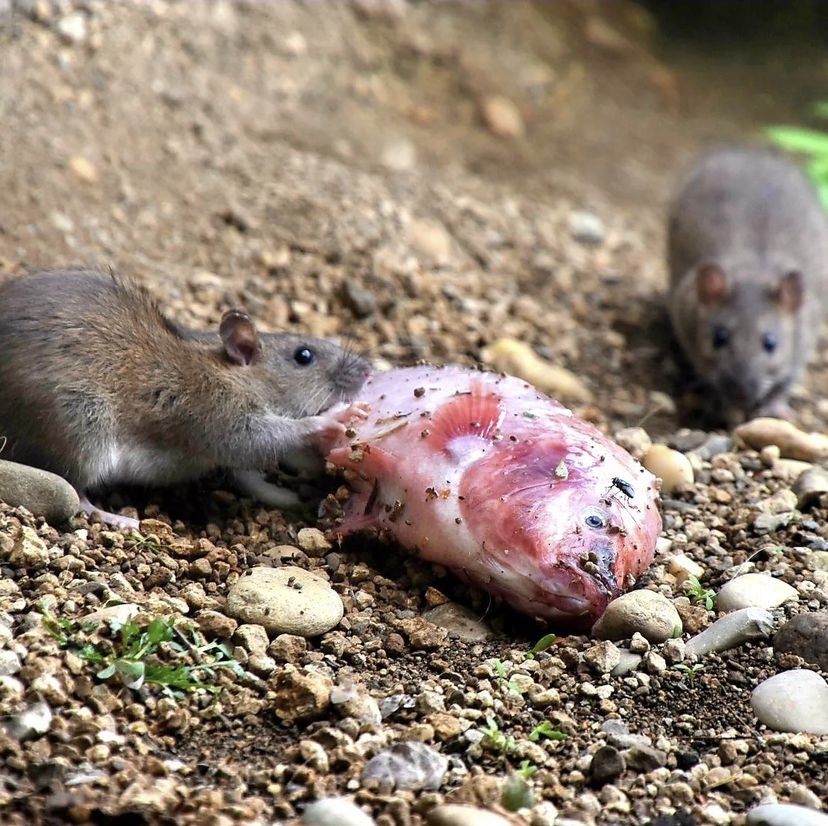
[327,365,662,626]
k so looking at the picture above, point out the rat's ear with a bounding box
[695,262,728,306]
[775,269,804,312]
[219,310,260,366]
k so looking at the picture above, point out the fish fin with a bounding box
[427,381,503,456]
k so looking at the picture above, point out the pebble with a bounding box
[83,603,140,628]
[774,612,828,669]
[753,512,793,535]
[613,427,652,461]
[225,566,343,637]
[592,590,682,643]
[421,602,492,642]
[480,95,525,138]
[642,444,694,493]
[583,640,621,673]
[303,797,376,826]
[361,741,448,791]
[589,745,625,785]
[687,433,733,461]
[735,418,828,462]
[330,682,383,726]
[481,338,593,403]
[793,466,828,510]
[747,803,828,826]
[685,608,774,658]
[568,210,605,246]
[0,459,80,524]
[751,669,828,734]
[611,650,643,676]
[407,218,453,267]
[0,649,21,676]
[716,574,799,612]
[426,806,513,826]
[668,553,704,586]
[56,10,88,43]
[4,700,52,741]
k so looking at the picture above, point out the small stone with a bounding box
[272,665,332,725]
[269,633,309,662]
[283,31,308,57]
[0,650,21,676]
[481,95,525,138]
[668,554,704,586]
[342,281,377,318]
[225,566,343,637]
[611,650,643,676]
[643,445,694,493]
[735,418,828,462]
[756,488,798,514]
[362,741,448,791]
[774,612,828,670]
[623,744,667,772]
[9,526,51,568]
[589,745,625,786]
[592,590,682,643]
[751,669,828,735]
[568,210,605,246]
[303,798,376,826]
[716,574,798,612]
[381,138,416,171]
[685,608,774,658]
[422,603,492,642]
[330,681,382,726]
[753,512,793,535]
[233,624,270,655]
[195,609,237,639]
[4,700,52,740]
[481,338,592,403]
[583,641,621,674]
[0,460,80,524]
[613,427,652,461]
[794,466,828,510]
[56,11,87,43]
[407,218,453,267]
[69,156,98,183]
[297,528,331,554]
[747,803,828,826]
[83,603,140,628]
[427,805,513,826]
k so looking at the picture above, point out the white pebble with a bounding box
[716,574,798,613]
[226,566,343,637]
[643,444,694,493]
[668,553,704,585]
[685,608,774,658]
[592,590,682,643]
[303,798,376,826]
[747,803,828,826]
[427,805,515,826]
[751,670,828,735]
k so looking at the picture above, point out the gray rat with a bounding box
[0,268,370,527]
[667,146,828,422]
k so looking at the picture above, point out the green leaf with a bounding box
[766,126,828,156]
[146,618,174,646]
[116,659,146,689]
[97,664,117,680]
[528,633,557,656]
[529,721,567,742]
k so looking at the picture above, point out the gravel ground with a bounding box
[2,2,828,825]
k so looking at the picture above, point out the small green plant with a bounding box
[767,105,828,207]
[528,721,567,742]
[524,633,557,659]
[517,759,538,780]
[479,717,518,755]
[675,662,704,682]
[45,610,241,699]
[493,659,524,695]
[684,574,715,611]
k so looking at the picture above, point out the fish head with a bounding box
[458,430,662,625]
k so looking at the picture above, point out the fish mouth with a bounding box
[579,539,620,596]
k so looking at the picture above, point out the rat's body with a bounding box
[667,147,828,422]
[0,269,369,524]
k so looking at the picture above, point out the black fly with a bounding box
[610,476,634,499]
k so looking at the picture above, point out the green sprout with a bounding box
[479,717,518,756]
[45,610,242,699]
[493,659,524,695]
[517,760,538,780]
[528,721,568,742]
[767,104,828,208]
[524,633,557,659]
[675,662,704,682]
[684,574,715,610]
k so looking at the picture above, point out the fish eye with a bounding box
[761,332,777,353]
[583,506,609,530]
[711,325,730,350]
[293,346,315,366]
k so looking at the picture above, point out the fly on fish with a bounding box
[326,365,663,626]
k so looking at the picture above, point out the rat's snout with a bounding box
[335,351,371,397]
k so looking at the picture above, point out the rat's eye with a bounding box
[583,506,608,530]
[761,332,777,353]
[711,325,730,350]
[293,347,316,366]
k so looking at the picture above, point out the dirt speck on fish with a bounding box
[327,365,662,626]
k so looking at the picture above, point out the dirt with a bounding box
[2,2,828,825]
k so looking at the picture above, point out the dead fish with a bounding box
[327,365,662,625]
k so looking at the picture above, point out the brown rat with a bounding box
[667,146,828,422]
[0,268,370,526]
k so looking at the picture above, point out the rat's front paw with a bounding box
[308,402,372,454]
